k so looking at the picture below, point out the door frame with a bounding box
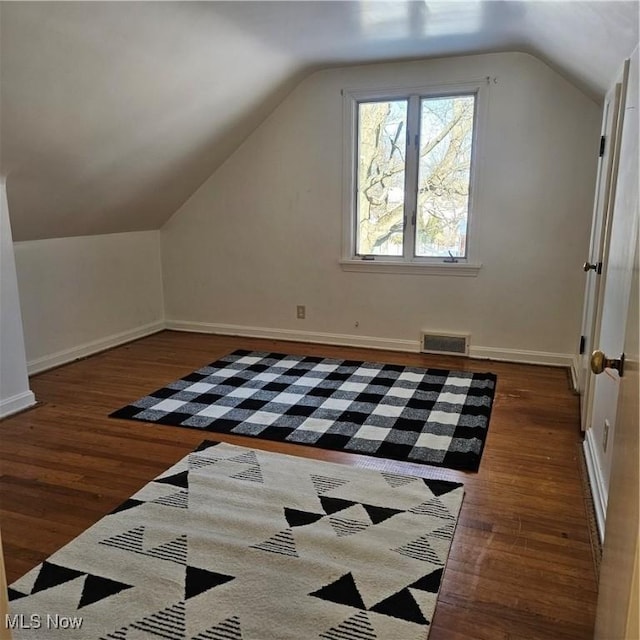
[579,82,621,430]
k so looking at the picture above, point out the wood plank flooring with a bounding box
[0,331,598,639]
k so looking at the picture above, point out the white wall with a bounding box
[0,179,35,417]
[14,231,165,373]
[161,53,601,365]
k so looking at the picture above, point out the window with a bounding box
[342,83,484,275]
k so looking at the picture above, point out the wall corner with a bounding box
[0,179,36,418]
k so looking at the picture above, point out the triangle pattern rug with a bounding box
[111,350,497,472]
[9,441,464,640]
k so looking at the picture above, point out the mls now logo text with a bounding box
[5,614,83,630]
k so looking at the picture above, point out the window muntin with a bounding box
[351,89,478,263]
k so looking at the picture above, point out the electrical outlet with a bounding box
[296,305,306,320]
[603,419,610,452]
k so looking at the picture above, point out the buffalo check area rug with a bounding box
[8,441,464,640]
[111,350,497,472]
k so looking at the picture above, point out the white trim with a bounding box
[341,79,488,266]
[0,390,36,419]
[468,345,574,368]
[27,321,166,375]
[339,260,482,276]
[583,429,607,542]
[166,320,575,368]
[166,321,418,353]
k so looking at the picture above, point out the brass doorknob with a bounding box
[591,350,625,377]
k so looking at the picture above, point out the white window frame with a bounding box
[340,81,487,276]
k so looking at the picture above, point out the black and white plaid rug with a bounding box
[111,350,497,471]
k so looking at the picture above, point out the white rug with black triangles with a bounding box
[8,441,464,640]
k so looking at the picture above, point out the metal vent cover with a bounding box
[420,332,469,356]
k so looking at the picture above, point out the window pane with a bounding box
[356,100,407,256]
[416,95,475,258]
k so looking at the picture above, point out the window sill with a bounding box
[339,259,482,276]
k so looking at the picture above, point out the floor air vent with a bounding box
[420,332,469,356]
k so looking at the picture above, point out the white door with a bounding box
[579,81,623,431]
[594,165,639,640]
[592,46,639,639]
[584,47,638,541]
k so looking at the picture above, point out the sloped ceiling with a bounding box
[1,1,638,241]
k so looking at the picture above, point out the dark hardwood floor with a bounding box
[0,330,598,639]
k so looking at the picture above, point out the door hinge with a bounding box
[599,136,606,157]
[579,335,586,355]
[597,261,603,274]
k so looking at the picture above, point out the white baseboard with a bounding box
[583,429,607,542]
[166,320,574,368]
[27,321,166,375]
[466,345,573,368]
[166,320,418,353]
[0,389,36,419]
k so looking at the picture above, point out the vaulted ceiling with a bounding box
[1,1,638,241]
